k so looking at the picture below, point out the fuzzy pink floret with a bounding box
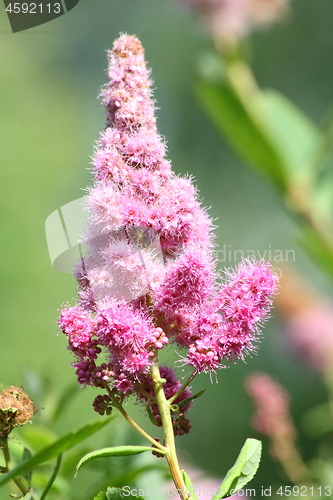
[218,259,279,331]
[96,304,168,377]
[155,247,216,314]
[59,307,98,358]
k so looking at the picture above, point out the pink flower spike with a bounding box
[58,35,279,433]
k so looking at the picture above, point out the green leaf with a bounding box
[76,446,154,476]
[22,448,33,486]
[298,223,333,280]
[94,492,106,500]
[260,90,322,185]
[176,390,206,411]
[51,383,79,423]
[196,56,287,191]
[303,403,333,437]
[0,417,114,488]
[181,470,198,500]
[21,491,34,500]
[211,438,262,499]
[94,487,144,499]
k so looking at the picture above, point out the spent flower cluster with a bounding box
[59,34,278,435]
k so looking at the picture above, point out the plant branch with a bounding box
[0,434,33,498]
[103,384,166,454]
[151,360,191,500]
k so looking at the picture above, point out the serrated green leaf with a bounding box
[94,486,144,499]
[211,438,262,500]
[94,492,107,500]
[0,417,114,488]
[76,446,153,476]
[181,470,198,500]
[107,486,144,500]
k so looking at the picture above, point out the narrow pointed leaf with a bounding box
[0,417,114,487]
[211,438,262,499]
[51,383,79,423]
[76,446,153,476]
[181,470,198,500]
[22,448,33,486]
[177,389,206,410]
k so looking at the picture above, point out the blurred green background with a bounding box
[1,0,333,496]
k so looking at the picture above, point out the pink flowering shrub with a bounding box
[59,35,278,438]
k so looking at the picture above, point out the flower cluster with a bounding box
[59,34,278,434]
[180,0,289,46]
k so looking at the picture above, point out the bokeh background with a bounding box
[1,0,333,497]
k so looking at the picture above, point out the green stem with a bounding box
[103,384,166,454]
[151,361,190,500]
[0,434,33,498]
[323,361,333,422]
[40,454,62,500]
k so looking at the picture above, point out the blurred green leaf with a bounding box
[18,426,59,452]
[211,438,262,499]
[303,403,333,437]
[181,469,198,500]
[76,446,153,476]
[260,90,322,185]
[196,55,287,191]
[0,417,114,488]
[311,165,333,226]
[51,384,79,424]
[22,448,33,487]
[298,223,333,279]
